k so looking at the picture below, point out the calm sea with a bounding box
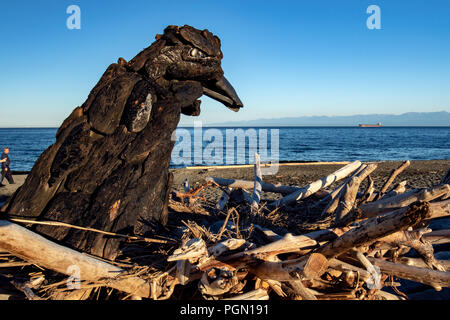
[0,127,449,172]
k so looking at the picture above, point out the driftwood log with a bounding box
[1,25,243,260]
[0,220,151,297]
[368,257,450,289]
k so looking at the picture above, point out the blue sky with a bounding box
[0,0,449,127]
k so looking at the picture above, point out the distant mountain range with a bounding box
[210,111,450,127]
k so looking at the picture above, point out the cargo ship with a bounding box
[359,122,382,127]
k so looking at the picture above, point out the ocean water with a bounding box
[0,127,449,172]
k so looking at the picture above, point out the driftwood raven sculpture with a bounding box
[2,25,243,259]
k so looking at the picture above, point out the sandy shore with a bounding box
[170,159,450,202]
[0,175,27,203]
[2,160,449,204]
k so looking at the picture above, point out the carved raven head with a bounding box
[133,25,243,114]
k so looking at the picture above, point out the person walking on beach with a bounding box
[0,147,14,187]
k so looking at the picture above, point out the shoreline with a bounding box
[10,158,450,174]
[170,159,450,201]
[2,125,450,129]
[3,159,448,205]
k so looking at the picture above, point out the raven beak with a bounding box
[202,76,243,112]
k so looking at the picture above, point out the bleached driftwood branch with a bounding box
[398,257,450,271]
[423,229,450,245]
[360,175,376,204]
[216,188,231,211]
[380,180,407,200]
[320,163,367,217]
[376,160,410,200]
[358,184,450,219]
[269,160,362,209]
[334,163,378,225]
[251,152,262,211]
[368,257,450,289]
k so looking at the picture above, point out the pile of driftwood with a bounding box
[165,159,450,300]
[1,159,449,300]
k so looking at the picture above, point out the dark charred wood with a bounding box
[1,25,243,260]
[442,168,450,185]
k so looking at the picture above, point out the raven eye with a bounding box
[190,48,205,58]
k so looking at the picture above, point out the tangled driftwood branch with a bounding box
[1,161,449,300]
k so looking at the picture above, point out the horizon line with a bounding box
[1,125,450,129]
[1,111,449,128]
